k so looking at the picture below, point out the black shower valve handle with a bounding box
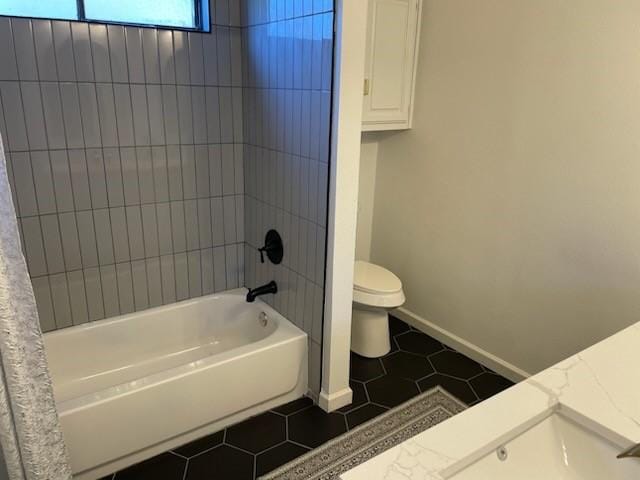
[259,246,266,263]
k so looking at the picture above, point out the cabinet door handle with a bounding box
[364,78,370,96]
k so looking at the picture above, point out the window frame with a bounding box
[0,0,210,32]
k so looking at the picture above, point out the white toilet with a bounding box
[351,261,406,358]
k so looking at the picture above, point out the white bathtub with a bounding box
[44,289,308,479]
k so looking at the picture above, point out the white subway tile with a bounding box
[213,246,227,291]
[51,21,75,82]
[131,259,149,310]
[170,201,186,252]
[77,83,102,148]
[67,149,92,210]
[146,257,163,307]
[59,83,85,149]
[174,252,189,300]
[0,82,28,151]
[84,267,105,321]
[126,206,145,260]
[177,86,193,143]
[0,19,18,80]
[11,152,38,216]
[32,276,56,331]
[21,217,47,276]
[146,85,165,145]
[188,250,202,297]
[194,145,209,198]
[115,262,134,314]
[40,214,65,274]
[95,83,118,147]
[173,32,190,85]
[184,199,200,251]
[30,151,56,214]
[161,85,179,144]
[192,86,207,144]
[93,209,115,265]
[201,248,214,294]
[125,27,144,83]
[100,264,120,317]
[103,147,125,207]
[120,147,140,205]
[181,145,197,200]
[12,19,38,81]
[90,24,112,82]
[151,147,169,202]
[130,84,150,146]
[49,273,72,328]
[188,32,205,85]
[137,147,155,204]
[113,84,135,146]
[141,204,159,257]
[142,29,160,84]
[76,210,99,267]
[160,254,176,303]
[158,30,176,84]
[85,148,108,208]
[20,82,48,150]
[32,20,57,81]
[156,203,173,255]
[71,23,94,81]
[67,270,89,325]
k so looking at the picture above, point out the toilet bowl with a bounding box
[351,261,405,358]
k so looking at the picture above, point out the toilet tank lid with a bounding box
[354,261,402,294]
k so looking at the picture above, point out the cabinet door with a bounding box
[362,0,420,131]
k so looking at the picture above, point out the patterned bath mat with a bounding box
[259,387,466,480]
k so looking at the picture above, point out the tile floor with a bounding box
[103,317,514,479]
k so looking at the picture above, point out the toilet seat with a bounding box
[353,261,405,308]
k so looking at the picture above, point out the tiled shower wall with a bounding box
[241,1,334,395]
[0,1,246,332]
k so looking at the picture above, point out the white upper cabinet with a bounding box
[362,0,422,131]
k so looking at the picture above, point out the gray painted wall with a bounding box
[0,2,245,331]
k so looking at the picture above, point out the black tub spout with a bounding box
[246,281,278,302]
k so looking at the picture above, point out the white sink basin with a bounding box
[448,413,640,479]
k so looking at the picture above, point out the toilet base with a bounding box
[351,306,391,358]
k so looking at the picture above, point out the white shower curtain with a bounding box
[0,134,72,479]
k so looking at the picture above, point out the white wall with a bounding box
[355,134,379,261]
[368,0,640,375]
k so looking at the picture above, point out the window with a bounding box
[0,0,208,31]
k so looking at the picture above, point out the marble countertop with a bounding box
[341,321,640,480]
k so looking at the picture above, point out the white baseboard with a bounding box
[393,307,530,383]
[318,387,353,412]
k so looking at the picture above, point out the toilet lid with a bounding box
[354,261,402,295]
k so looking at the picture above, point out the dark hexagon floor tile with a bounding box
[366,375,419,408]
[225,411,286,453]
[430,350,484,379]
[382,351,434,380]
[346,404,388,429]
[185,445,254,480]
[114,452,186,480]
[349,352,384,382]
[256,442,310,477]
[469,373,514,400]
[172,430,224,458]
[337,381,368,413]
[389,316,410,337]
[417,373,478,405]
[395,331,444,357]
[271,396,314,416]
[288,406,347,448]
